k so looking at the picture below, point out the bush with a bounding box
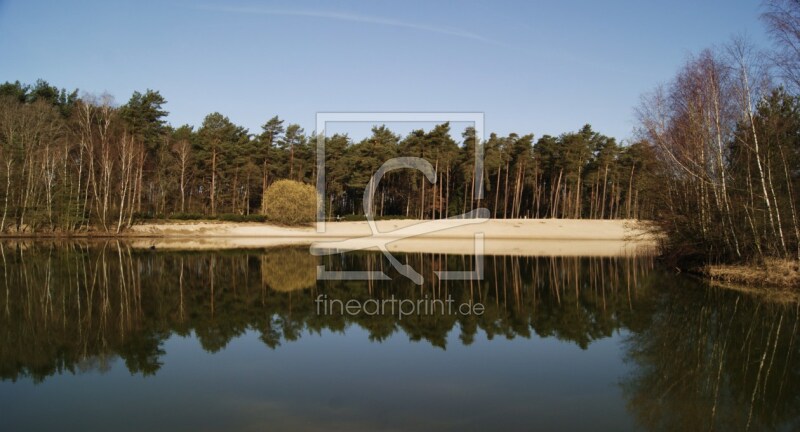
[337,214,411,222]
[144,213,268,223]
[217,214,267,223]
[169,213,207,220]
[261,180,318,225]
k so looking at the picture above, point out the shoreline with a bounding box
[4,219,797,289]
[704,259,799,290]
[0,219,658,257]
[128,218,653,239]
[129,218,656,256]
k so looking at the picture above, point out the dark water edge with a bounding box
[0,242,797,431]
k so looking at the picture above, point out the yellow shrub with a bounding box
[261,180,318,225]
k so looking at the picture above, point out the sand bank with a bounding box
[127,219,656,256]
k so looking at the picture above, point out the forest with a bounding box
[0,1,799,270]
[0,79,660,232]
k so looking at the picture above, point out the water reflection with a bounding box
[1,242,798,431]
[261,248,317,292]
[621,284,800,432]
[0,241,655,381]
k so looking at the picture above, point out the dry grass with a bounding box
[705,258,800,289]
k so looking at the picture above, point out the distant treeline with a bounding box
[0,80,659,234]
[3,2,800,270]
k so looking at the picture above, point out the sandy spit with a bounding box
[126,219,657,256]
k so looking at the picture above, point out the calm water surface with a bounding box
[0,243,797,431]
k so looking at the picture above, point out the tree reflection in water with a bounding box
[0,241,655,380]
[621,281,800,432]
[1,241,798,431]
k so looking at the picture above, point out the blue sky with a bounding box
[0,0,770,141]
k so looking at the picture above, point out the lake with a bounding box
[0,242,797,431]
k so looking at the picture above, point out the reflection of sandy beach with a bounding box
[127,219,656,256]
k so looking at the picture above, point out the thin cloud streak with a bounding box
[196,4,495,44]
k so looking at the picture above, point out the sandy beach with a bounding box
[127,219,657,256]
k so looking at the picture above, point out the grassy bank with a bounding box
[704,259,800,289]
